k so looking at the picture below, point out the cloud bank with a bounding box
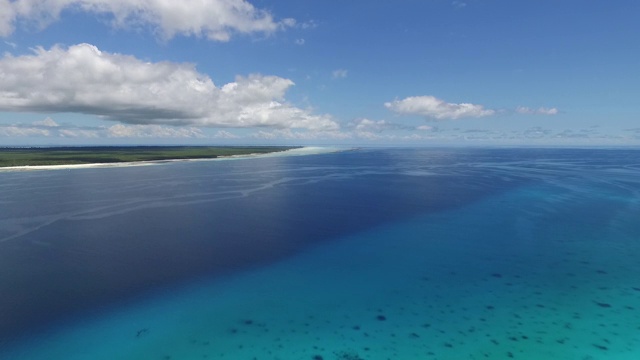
[385,96,495,120]
[0,43,337,131]
[107,124,206,138]
[0,118,210,139]
[0,0,292,40]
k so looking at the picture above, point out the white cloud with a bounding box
[522,126,553,139]
[0,121,207,139]
[251,128,351,140]
[0,0,291,41]
[294,38,305,45]
[354,130,382,140]
[332,69,348,79]
[385,95,495,120]
[0,125,51,137]
[516,106,559,115]
[213,130,240,139]
[58,128,100,138]
[33,116,59,127]
[403,134,426,141]
[352,118,392,132]
[0,1,15,37]
[298,20,318,30]
[0,43,338,131]
[452,1,467,9]
[107,124,205,138]
[416,125,433,131]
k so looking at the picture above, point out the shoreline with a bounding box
[0,146,348,172]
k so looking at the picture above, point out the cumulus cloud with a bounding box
[58,128,100,138]
[351,118,394,132]
[516,106,559,115]
[0,125,51,137]
[352,120,384,140]
[0,117,60,137]
[0,0,291,41]
[385,95,495,120]
[0,43,338,131]
[33,116,59,127]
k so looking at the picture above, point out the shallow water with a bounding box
[1,148,639,359]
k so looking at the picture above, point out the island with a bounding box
[0,146,299,168]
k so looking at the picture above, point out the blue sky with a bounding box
[0,0,638,146]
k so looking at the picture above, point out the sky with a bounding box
[0,0,639,147]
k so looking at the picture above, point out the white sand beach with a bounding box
[0,146,350,172]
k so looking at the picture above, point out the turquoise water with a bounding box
[1,148,640,359]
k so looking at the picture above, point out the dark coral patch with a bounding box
[594,302,612,308]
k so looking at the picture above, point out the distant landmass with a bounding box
[0,146,298,167]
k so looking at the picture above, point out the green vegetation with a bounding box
[0,146,298,167]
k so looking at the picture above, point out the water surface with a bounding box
[1,148,639,359]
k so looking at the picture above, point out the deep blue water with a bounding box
[1,148,640,359]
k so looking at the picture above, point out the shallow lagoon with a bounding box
[1,148,639,359]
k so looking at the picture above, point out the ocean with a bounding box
[1,147,639,360]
